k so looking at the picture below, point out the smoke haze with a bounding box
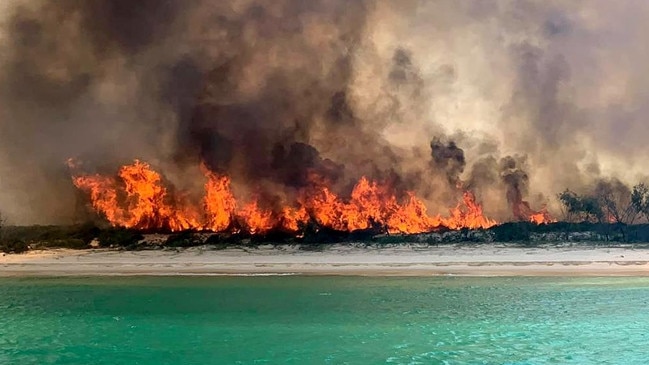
[0,0,647,225]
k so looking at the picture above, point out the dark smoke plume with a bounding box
[430,138,466,186]
[1,0,648,224]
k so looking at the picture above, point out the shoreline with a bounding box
[2,244,649,277]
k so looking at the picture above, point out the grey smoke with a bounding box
[0,0,647,225]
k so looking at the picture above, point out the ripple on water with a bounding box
[1,276,649,364]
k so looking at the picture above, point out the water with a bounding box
[1,276,648,364]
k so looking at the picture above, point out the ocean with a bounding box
[1,276,648,364]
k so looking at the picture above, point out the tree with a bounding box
[631,183,649,222]
[557,189,604,223]
[557,190,579,222]
[594,179,637,224]
[0,213,28,254]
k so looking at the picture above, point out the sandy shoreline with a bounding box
[2,244,649,277]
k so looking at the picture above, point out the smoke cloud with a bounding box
[0,0,648,225]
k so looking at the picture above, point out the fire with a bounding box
[238,200,275,234]
[70,159,501,234]
[387,193,441,234]
[529,209,555,224]
[605,212,617,224]
[279,206,309,233]
[444,192,498,229]
[203,170,236,232]
[301,176,401,232]
[71,160,202,231]
[515,201,555,224]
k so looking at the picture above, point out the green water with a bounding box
[1,276,648,364]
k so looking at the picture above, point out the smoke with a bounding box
[499,155,530,220]
[0,0,648,225]
[430,138,465,186]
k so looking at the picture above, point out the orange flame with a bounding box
[71,160,204,231]
[387,193,441,234]
[529,210,555,224]
[605,212,618,224]
[203,170,236,231]
[71,159,502,234]
[444,191,498,229]
[238,200,275,234]
[515,201,555,224]
[279,206,310,233]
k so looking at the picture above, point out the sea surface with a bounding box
[1,276,648,364]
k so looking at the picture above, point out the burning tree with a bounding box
[594,179,638,224]
[557,179,642,225]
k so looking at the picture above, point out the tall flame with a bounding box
[70,160,205,231]
[71,159,499,234]
[203,170,236,232]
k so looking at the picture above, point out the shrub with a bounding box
[97,228,143,248]
[71,223,101,244]
[165,232,203,247]
[1,240,29,254]
[36,239,89,250]
[491,222,532,242]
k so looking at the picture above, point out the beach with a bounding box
[2,244,649,276]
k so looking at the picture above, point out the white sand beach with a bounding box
[2,244,649,276]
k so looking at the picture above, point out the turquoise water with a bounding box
[1,276,648,364]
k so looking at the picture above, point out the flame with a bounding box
[71,173,122,223]
[238,200,275,234]
[71,159,502,234]
[387,193,441,234]
[203,170,236,232]
[529,209,555,224]
[70,160,204,231]
[444,192,498,229]
[279,206,309,233]
[515,201,555,224]
[605,212,617,224]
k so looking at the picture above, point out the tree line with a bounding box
[557,180,649,225]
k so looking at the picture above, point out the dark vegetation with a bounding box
[96,227,143,249]
[4,220,649,254]
[0,222,101,253]
[5,181,649,253]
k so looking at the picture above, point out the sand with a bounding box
[3,244,649,276]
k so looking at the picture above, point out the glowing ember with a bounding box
[70,159,501,234]
[605,212,618,224]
